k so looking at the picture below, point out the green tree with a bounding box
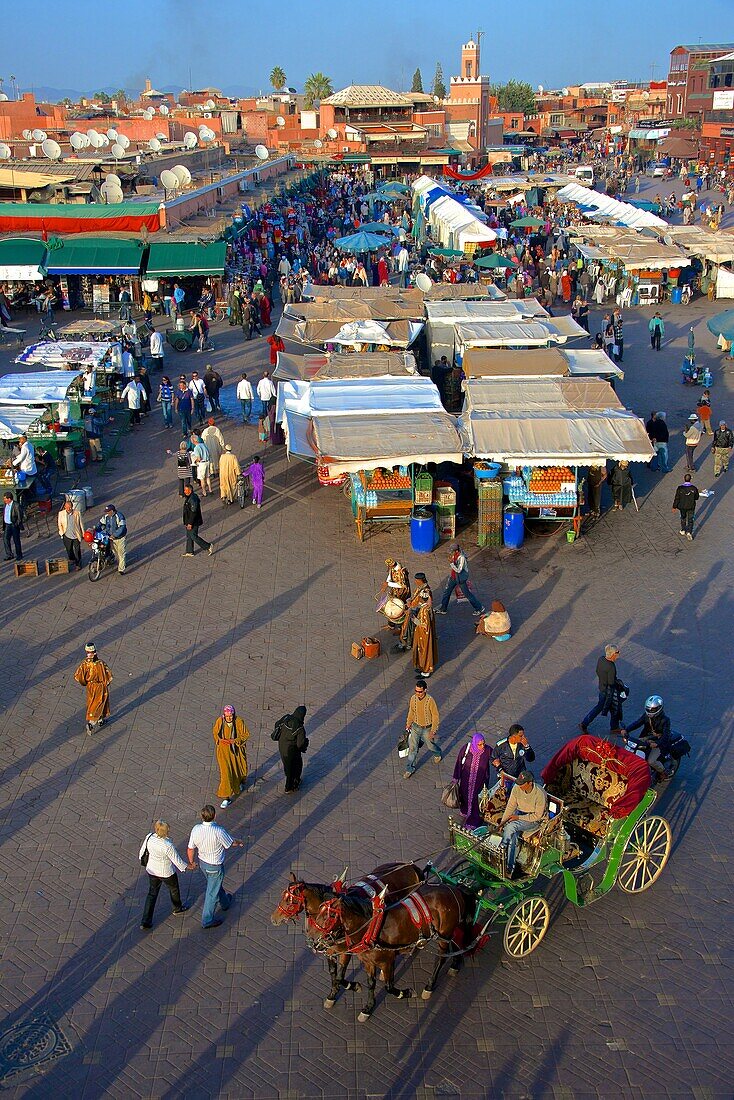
[93,90,112,104]
[114,89,127,102]
[303,72,333,109]
[489,80,536,114]
[432,63,446,101]
[270,66,286,92]
[411,68,424,93]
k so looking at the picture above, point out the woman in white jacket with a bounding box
[139,820,192,930]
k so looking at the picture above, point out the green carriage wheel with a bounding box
[617,815,671,894]
[171,338,189,352]
[502,896,550,958]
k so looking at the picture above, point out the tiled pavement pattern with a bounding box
[1,270,733,1094]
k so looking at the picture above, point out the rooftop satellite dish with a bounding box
[203,112,212,119]
[117,134,131,149]
[327,127,337,139]
[160,104,170,115]
[70,132,84,150]
[42,138,62,160]
[562,88,569,96]
[102,184,124,203]
[433,95,439,104]
[99,134,110,147]
[415,272,433,292]
[107,128,118,140]
[105,172,121,185]
[86,128,101,147]
[148,137,161,152]
[111,142,125,158]
[206,98,216,109]
[200,128,214,142]
[171,164,192,186]
[276,115,286,127]
[183,131,197,148]
[0,144,11,161]
[143,108,154,120]
[314,139,323,148]
[32,129,46,142]
[160,168,179,190]
[22,129,32,140]
[0,94,8,103]
[255,144,269,161]
[538,85,544,94]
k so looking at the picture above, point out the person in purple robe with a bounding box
[243,456,265,509]
[453,733,493,829]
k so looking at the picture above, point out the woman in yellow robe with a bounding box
[213,705,249,807]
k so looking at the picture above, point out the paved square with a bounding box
[0,287,732,1098]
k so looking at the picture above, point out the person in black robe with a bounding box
[271,706,308,792]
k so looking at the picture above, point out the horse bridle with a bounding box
[274,881,308,922]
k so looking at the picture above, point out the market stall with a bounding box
[57,319,123,342]
[459,378,653,541]
[0,370,87,467]
[454,317,588,361]
[273,349,418,382]
[663,226,734,300]
[279,376,463,541]
[569,226,691,306]
[424,298,549,364]
[291,318,424,352]
[461,347,624,384]
[15,340,122,376]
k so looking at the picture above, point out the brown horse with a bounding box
[270,862,426,1008]
[310,883,472,1021]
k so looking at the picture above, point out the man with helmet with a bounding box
[621,697,672,780]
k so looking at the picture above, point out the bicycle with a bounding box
[39,316,58,341]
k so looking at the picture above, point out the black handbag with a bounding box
[140,833,152,867]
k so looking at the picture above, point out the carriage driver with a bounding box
[499,771,547,877]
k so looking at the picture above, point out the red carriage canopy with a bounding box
[541,734,651,818]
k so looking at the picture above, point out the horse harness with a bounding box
[310,885,453,956]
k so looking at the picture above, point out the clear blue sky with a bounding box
[1,0,732,98]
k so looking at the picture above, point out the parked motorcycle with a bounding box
[88,529,116,582]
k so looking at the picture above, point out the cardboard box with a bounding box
[351,642,364,660]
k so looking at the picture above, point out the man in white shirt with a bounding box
[236,372,254,424]
[121,375,145,426]
[12,434,37,476]
[278,255,291,278]
[82,367,96,397]
[187,804,244,929]
[397,245,409,287]
[256,370,276,416]
[188,371,207,425]
[149,329,164,371]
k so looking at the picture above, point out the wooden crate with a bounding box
[46,558,72,576]
[14,561,39,577]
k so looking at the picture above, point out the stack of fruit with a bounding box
[368,469,411,490]
[527,466,574,494]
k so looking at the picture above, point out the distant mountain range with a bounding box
[24,82,262,103]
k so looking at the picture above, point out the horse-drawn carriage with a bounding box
[272,735,672,1019]
[437,734,672,958]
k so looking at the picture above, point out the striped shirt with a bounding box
[159,383,173,402]
[188,822,233,865]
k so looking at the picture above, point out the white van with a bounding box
[574,166,594,186]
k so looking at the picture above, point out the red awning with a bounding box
[541,734,651,818]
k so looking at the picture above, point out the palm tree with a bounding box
[269,66,286,92]
[303,72,333,109]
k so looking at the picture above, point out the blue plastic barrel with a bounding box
[671,286,682,304]
[503,505,525,549]
[411,507,437,553]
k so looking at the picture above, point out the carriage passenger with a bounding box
[499,771,547,877]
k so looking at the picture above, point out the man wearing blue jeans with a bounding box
[499,771,547,876]
[187,804,244,929]
[435,543,485,617]
[402,681,442,779]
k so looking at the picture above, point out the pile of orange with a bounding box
[369,469,411,490]
[528,466,574,494]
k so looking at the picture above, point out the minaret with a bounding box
[461,39,479,80]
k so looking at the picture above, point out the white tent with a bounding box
[460,378,653,465]
[0,371,84,405]
[455,317,587,353]
[279,376,464,474]
[0,405,43,440]
[557,182,668,230]
[424,298,548,362]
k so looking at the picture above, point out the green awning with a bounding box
[45,237,146,275]
[145,240,227,277]
[0,237,48,281]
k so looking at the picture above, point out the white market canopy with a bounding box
[273,349,417,382]
[557,182,668,230]
[460,378,653,465]
[0,371,84,405]
[461,347,624,381]
[0,405,44,440]
[280,376,464,474]
[456,316,587,350]
[15,341,120,371]
[292,318,423,348]
[424,299,548,324]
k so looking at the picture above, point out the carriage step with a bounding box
[14,560,39,577]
